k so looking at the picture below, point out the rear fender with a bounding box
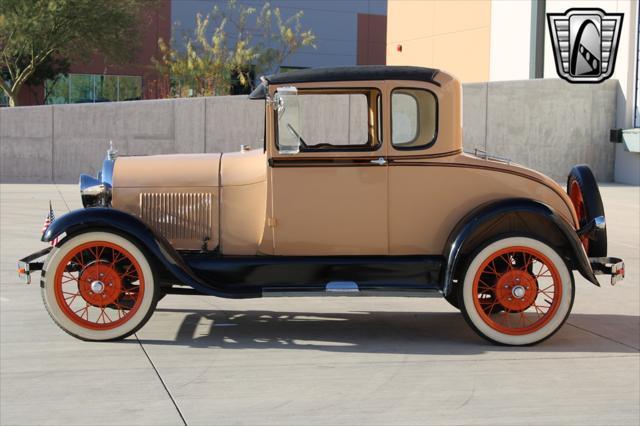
[443,198,599,296]
[41,208,231,297]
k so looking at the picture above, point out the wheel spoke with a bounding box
[72,253,86,269]
[61,277,77,285]
[539,289,555,298]
[111,250,124,268]
[485,260,501,276]
[536,264,549,278]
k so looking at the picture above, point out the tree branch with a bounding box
[0,78,13,96]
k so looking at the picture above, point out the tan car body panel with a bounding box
[112,150,268,253]
[220,150,268,255]
[111,70,578,256]
[113,154,221,250]
[388,153,577,255]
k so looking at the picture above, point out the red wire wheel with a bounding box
[568,179,590,253]
[472,246,562,336]
[53,241,145,330]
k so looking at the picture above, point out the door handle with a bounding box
[370,157,387,165]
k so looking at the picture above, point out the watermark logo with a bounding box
[547,8,623,83]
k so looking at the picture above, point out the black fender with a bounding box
[567,164,607,257]
[442,198,599,296]
[41,208,236,298]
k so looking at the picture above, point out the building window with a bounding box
[95,75,118,102]
[118,76,143,101]
[46,75,69,104]
[0,79,10,106]
[69,74,94,103]
[45,74,142,104]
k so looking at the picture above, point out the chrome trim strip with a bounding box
[326,281,359,292]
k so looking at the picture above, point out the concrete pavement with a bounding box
[1,184,638,425]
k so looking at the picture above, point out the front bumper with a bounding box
[590,256,625,285]
[17,247,52,284]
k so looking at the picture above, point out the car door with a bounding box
[386,79,462,255]
[267,81,389,256]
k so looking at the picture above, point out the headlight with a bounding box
[79,142,116,208]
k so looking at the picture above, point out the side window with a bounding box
[391,88,437,149]
[276,88,381,151]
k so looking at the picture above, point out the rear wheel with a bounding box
[459,236,574,345]
[42,231,158,341]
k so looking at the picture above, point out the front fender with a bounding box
[443,198,599,296]
[42,208,230,297]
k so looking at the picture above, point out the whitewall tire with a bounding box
[41,231,158,341]
[459,236,574,346]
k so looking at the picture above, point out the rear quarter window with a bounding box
[391,88,437,150]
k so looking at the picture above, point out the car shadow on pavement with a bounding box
[136,308,640,354]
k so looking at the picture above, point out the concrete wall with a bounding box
[0,79,619,183]
[463,78,619,182]
[0,96,264,183]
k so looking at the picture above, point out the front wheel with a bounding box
[42,231,158,341]
[458,236,574,346]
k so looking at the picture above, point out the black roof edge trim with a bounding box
[248,66,441,100]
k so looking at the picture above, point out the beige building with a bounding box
[387,1,637,85]
[387,0,639,183]
[387,0,494,83]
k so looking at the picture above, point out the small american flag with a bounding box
[42,201,58,246]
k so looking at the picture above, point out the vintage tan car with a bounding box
[19,66,625,345]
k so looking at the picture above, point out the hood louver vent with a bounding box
[140,193,213,247]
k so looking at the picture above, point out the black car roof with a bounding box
[249,65,440,99]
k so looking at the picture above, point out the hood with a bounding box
[113,153,221,188]
[112,150,267,189]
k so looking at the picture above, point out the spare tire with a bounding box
[567,165,607,257]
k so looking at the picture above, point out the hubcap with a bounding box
[512,285,526,298]
[495,270,538,312]
[91,280,105,294]
[78,263,122,307]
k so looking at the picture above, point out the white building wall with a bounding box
[489,0,532,81]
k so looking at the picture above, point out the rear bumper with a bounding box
[590,256,625,285]
[17,247,52,284]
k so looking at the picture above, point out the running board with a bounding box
[262,281,442,298]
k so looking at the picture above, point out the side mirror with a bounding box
[274,87,301,155]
